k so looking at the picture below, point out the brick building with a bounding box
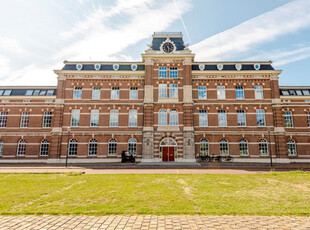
[0,32,309,163]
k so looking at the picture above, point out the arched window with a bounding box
[108,138,117,156]
[158,109,167,126]
[128,138,137,156]
[200,138,209,156]
[17,139,26,156]
[0,140,3,156]
[219,138,229,156]
[88,139,98,156]
[39,139,49,156]
[169,109,178,126]
[259,138,268,156]
[239,138,249,156]
[68,139,78,156]
[287,139,297,156]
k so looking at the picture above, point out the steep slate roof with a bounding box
[192,64,274,71]
[62,64,145,71]
[151,37,185,51]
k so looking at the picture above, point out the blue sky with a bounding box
[0,0,309,86]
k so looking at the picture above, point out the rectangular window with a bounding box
[158,66,167,78]
[129,87,138,100]
[111,87,120,100]
[169,67,178,78]
[46,90,54,96]
[236,86,245,99]
[3,90,12,96]
[169,84,178,98]
[307,111,310,128]
[0,111,8,128]
[39,90,46,95]
[199,110,208,127]
[109,109,119,127]
[256,109,266,126]
[128,109,138,127]
[73,86,82,99]
[284,111,294,128]
[92,86,101,100]
[0,90,3,96]
[302,90,310,95]
[217,86,226,99]
[42,111,52,128]
[25,90,33,96]
[33,90,40,95]
[218,110,227,127]
[90,109,99,127]
[254,85,263,99]
[20,111,30,128]
[198,86,207,99]
[70,109,80,127]
[159,84,167,98]
[237,110,246,127]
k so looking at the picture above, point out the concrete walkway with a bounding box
[0,167,269,174]
[0,215,309,230]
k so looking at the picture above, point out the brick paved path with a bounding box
[0,215,309,230]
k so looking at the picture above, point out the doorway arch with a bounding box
[160,137,177,161]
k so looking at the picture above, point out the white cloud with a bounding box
[0,36,24,53]
[191,0,310,61]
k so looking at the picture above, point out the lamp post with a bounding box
[66,127,70,168]
[267,127,273,169]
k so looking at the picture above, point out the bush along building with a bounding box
[0,32,310,164]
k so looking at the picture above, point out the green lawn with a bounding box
[0,172,309,216]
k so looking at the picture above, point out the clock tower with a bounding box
[141,32,196,162]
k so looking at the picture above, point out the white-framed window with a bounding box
[70,109,80,127]
[159,84,167,98]
[200,138,209,156]
[198,86,207,99]
[237,110,246,127]
[218,110,227,127]
[111,87,120,100]
[129,87,138,100]
[17,139,26,156]
[73,86,82,99]
[199,110,208,127]
[220,138,229,156]
[3,90,12,96]
[0,111,8,128]
[158,108,167,126]
[307,111,310,128]
[92,86,101,100]
[68,139,78,156]
[109,109,119,127]
[108,138,117,156]
[236,86,245,99]
[239,138,249,156]
[217,86,226,99]
[169,109,178,126]
[159,66,167,78]
[169,84,178,98]
[88,139,98,156]
[128,138,137,156]
[169,67,178,78]
[46,90,54,96]
[0,140,3,156]
[25,90,33,96]
[90,109,99,127]
[20,111,30,128]
[254,85,263,99]
[39,139,49,156]
[42,111,52,128]
[259,138,268,156]
[256,109,266,126]
[284,111,294,128]
[128,109,138,127]
[287,139,297,156]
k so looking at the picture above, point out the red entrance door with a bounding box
[162,147,175,162]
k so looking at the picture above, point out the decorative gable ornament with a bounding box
[113,64,119,71]
[254,63,260,70]
[131,64,137,71]
[235,64,242,71]
[94,63,101,71]
[217,63,224,71]
[199,64,205,71]
[76,64,83,71]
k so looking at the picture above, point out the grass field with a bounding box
[0,172,309,216]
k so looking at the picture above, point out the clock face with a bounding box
[162,42,174,53]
